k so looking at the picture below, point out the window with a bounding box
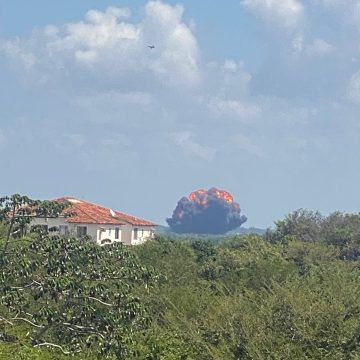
[133,228,138,240]
[108,228,111,236]
[59,225,68,235]
[77,226,87,238]
[99,228,105,241]
[115,227,120,240]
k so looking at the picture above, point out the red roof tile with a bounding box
[53,197,155,226]
[114,210,155,226]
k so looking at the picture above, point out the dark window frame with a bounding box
[59,225,69,235]
[77,226,87,238]
[133,228,138,240]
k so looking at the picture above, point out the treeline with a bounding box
[265,209,360,259]
[2,205,360,358]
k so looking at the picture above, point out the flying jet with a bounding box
[148,45,155,49]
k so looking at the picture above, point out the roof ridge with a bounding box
[53,196,154,226]
[56,197,114,224]
[64,197,118,213]
[70,202,99,223]
[115,210,154,225]
[116,210,141,220]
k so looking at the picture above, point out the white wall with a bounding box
[131,226,155,245]
[101,223,154,245]
[96,225,122,245]
[30,217,155,246]
[121,224,133,246]
[31,217,122,245]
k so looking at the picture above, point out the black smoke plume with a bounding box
[166,188,247,234]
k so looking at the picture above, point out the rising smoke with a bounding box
[166,188,247,234]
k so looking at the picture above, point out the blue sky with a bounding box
[1,0,360,228]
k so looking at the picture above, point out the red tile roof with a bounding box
[113,210,155,227]
[53,197,155,226]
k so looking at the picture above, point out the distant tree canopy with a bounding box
[2,195,360,359]
[264,209,360,260]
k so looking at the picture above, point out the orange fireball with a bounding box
[167,187,247,234]
[189,187,234,206]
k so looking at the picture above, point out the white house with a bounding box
[31,197,156,245]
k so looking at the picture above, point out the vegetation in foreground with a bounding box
[2,197,360,359]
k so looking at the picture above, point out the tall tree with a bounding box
[0,233,155,357]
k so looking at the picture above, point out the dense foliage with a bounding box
[2,204,360,359]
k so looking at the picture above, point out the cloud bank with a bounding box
[2,0,360,227]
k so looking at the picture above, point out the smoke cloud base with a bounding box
[167,187,247,234]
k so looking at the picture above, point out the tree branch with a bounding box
[87,296,113,307]
[12,316,43,328]
[34,342,76,355]
[32,276,86,344]
[11,280,43,291]
[62,323,106,339]
[1,204,16,258]
[0,316,13,325]
[70,296,114,307]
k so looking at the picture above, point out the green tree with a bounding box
[0,194,70,257]
[0,232,155,357]
[265,209,324,244]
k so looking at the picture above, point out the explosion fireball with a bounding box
[166,187,247,234]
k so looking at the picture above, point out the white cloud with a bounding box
[142,1,200,86]
[203,60,260,122]
[49,7,139,63]
[257,96,316,125]
[206,60,253,98]
[207,97,261,121]
[240,1,335,59]
[292,36,334,56]
[318,0,358,10]
[1,40,38,71]
[78,91,154,108]
[169,131,216,161]
[347,70,360,104]
[1,1,336,168]
[305,38,334,56]
[292,35,305,53]
[317,0,360,29]
[231,133,264,158]
[3,0,360,230]
[57,132,133,161]
[241,0,304,29]
[1,1,200,88]
[87,6,131,21]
